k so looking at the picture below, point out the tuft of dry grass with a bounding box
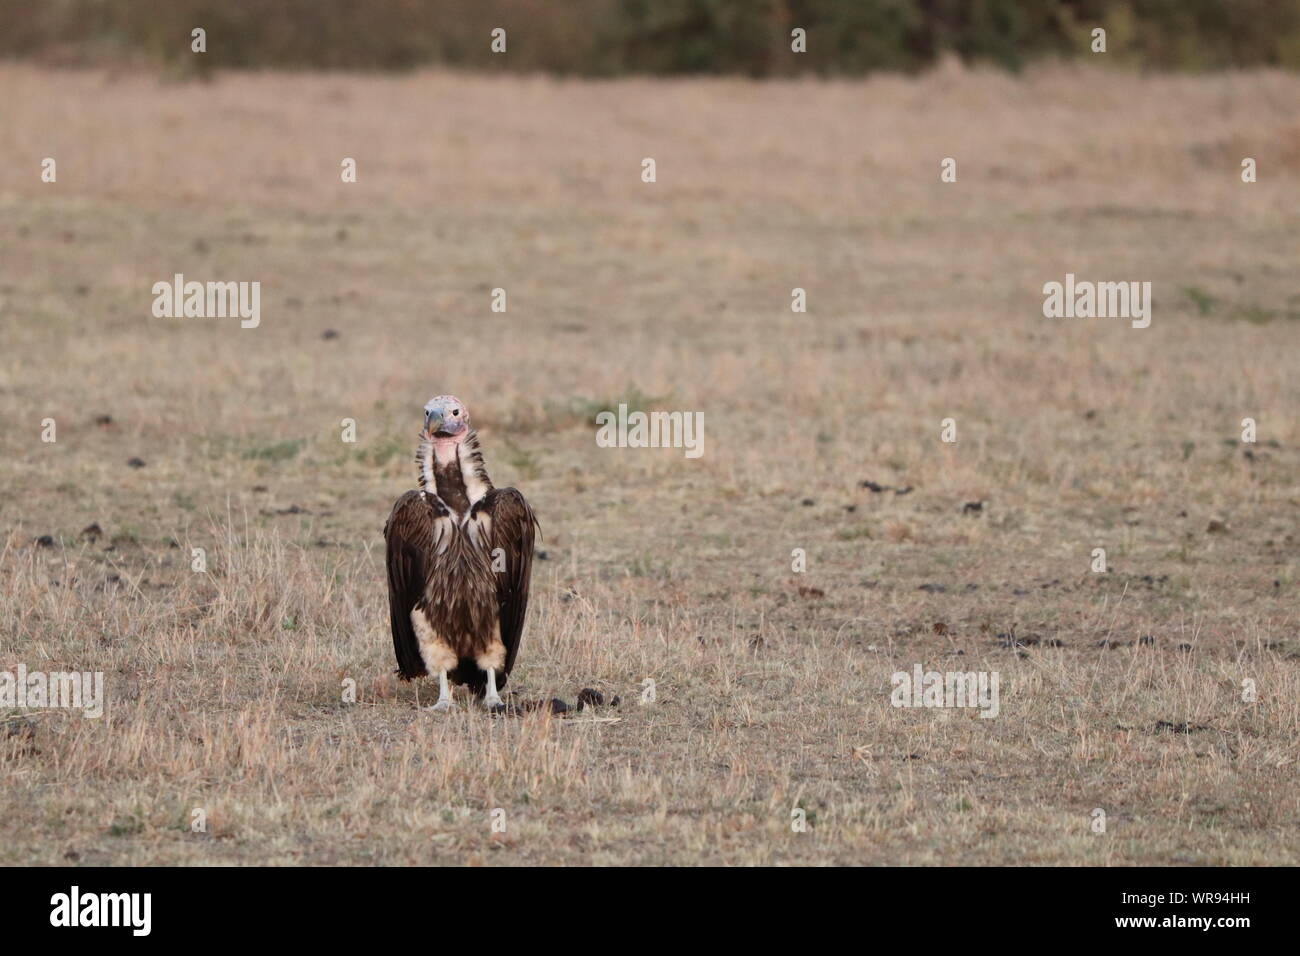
[1,62,1298,864]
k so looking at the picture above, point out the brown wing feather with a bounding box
[480,487,539,676]
[384,490,443,680]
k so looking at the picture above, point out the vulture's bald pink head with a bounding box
[422,395,470,442]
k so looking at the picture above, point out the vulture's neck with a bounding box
[417,430,493,516]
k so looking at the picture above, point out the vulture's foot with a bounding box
[482,666,504,711]
[425,670,453,712]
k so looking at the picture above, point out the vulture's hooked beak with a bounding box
[423,408,443,439]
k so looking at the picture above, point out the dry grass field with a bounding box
[1,62,1298,865]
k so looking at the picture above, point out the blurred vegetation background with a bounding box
[2,0,1299,74]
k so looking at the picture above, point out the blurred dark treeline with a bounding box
[3,0,1299,74]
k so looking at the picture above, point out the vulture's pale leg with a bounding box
[428,670,453,712]
[478,623,507,710]
[483,666,504,710]
[411,610,456,714]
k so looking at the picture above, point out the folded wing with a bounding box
[479,487,540,676]
[384,491,444,679]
